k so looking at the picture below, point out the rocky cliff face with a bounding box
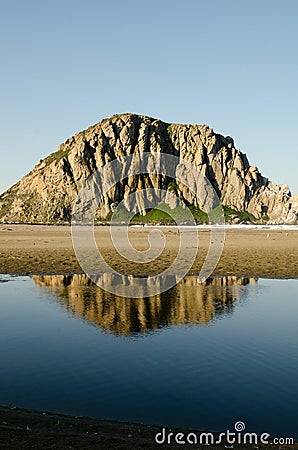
[1,113,297,223]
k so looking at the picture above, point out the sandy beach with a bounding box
[0,224,297,278]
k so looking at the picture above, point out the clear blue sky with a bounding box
[0,0,297,195]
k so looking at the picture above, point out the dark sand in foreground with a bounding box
[0,405,297,450]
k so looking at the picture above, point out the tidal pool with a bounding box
[0,274,297,438]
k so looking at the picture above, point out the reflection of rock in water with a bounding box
[31,274,257,336]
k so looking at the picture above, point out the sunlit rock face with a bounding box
[31,274,257,336]
[0,113,297,224]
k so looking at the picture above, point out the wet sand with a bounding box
[0,405,296,450]
[0,224,298,278]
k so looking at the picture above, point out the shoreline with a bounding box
[0,404,297,449]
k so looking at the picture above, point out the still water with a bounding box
[0,274,297,438]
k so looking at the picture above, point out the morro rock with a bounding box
[0,113,297,224]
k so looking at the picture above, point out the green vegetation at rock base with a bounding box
[222,206,258,223]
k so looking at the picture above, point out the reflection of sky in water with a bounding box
[0,275,297,439]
